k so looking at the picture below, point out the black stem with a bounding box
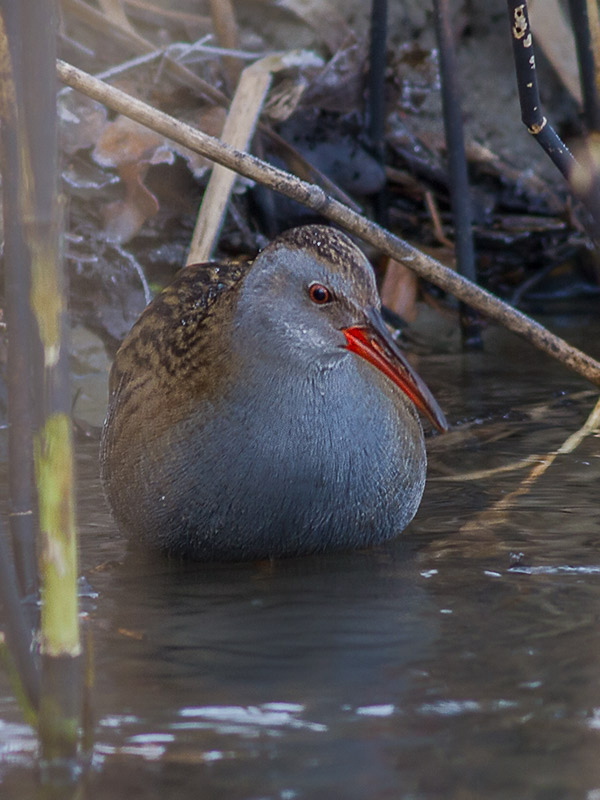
[568,0,600,132]
[368,0,387,154]
[367,0,389,228]
[432,0,482,348]
[506,0,600,238]
[506,1,577,180]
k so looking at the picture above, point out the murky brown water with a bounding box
[1,313,600,799]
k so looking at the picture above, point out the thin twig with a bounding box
[62,0,233,106]
[56,59,600,387]
[433,453,542,483]
[424,190,453,248]
[459,394,600,533]
[123,0,211,27]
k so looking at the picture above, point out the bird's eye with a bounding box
[308,283,333,305]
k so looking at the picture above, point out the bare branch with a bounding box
[56,58,600,387]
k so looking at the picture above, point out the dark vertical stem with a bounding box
[568,0,600,132]
[367,0,389,228]
[368,0,388,156]
[0,2,38,601]
[0,520,40,711]
[432,0,482,347]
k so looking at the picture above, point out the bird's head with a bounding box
[234,225,448,432]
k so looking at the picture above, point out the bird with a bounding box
[100,224,448,562]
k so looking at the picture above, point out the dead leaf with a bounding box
[380,257,419,322]
[264,76,308,121]
[93,114,172,167]
[58,92,108,154]
[91,110,227,242]
[118,627,145,641]
[102,162,159,244]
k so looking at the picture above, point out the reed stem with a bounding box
[0,0,83,766]
[0,0,38,603]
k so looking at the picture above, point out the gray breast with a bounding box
[133,355,426,561]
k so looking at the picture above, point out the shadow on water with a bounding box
[2,316,600,799]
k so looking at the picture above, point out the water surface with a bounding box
[1,315,600,799]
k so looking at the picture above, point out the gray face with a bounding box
[233,232,380,372]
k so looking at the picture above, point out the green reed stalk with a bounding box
[0,0,83,767]
[0,2,41,719]
[0,1,38,602]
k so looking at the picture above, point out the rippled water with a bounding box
[1,314,600,799]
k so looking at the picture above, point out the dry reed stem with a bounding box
[123,0,211,27]
[187,58,273,263]
[458,394,600,533]
[208,0,242,87]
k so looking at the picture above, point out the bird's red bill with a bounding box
[343,324,449,433]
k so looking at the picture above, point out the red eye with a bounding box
[309,283,332,304]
